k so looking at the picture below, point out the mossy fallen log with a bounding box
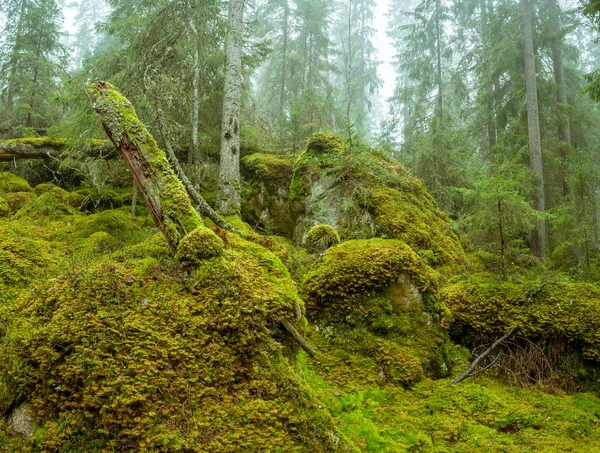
[0,137,115,161]
[87,81,205,252]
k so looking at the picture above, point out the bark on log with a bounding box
[0,137,116,161]
[87,81,203,252]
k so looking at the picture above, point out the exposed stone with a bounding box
[8,402,34,437]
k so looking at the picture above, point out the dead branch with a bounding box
[282,319,317,358]
[453,328,517,384]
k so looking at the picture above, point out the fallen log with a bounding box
[0,137,116,161]
[87,81,203,252]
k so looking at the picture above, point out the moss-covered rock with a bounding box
[0,197,9,217]
[442,275,600,362]
[241,152,295,236]
[288,133,463,265]
[175,226,224,266]
[0,172,32,193]
[302,238,451,377]
[0,230,357,452]
[305,224,340,253]
[303,239,438,308]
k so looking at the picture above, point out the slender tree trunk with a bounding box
[434,0,443,124]
[480,0,496,151]
[216,0,244,215]
[131,184,138,218]
[520,0,547,260]
[548,0,571,196]
[26,35,42,128]
[188,19,201,188]
[6,0,27,109]
[279,0,289,119]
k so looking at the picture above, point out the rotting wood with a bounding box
[87,81,203,252]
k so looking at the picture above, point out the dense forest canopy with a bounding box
[4,0,600,451]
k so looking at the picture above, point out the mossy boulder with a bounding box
[305,224,340,253]
[0,172,32,193]
[16,185,79,219]
[302,239,451,377]
[0,198,9,217]
[0,228,358,452]
[241,152,295,236]
[303,239,438,308]
[442,275,600,362]
[175,226,224,266]
[288,133,463,265]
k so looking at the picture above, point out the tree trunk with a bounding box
[6,0,27,109]
[188,18,201,188]
[434,0,443,124]
[87,81,203,252]
[279,0,289,120]
[480,0,496,151]
[548,0,571,196]
[216,0,244,216]
[520,0,546,260]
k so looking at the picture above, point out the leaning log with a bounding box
[0,137,115,161]
[87,81,203,252]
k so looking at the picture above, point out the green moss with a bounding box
[242,152,295,184]
[241,152,295,237]
[441,275,600,363]
[362,186,463,265]
[0,197,9,217]
[15,186,79,219]
[305,132,344,154]
[2,136,64,148]
[375,341,424,387]
[0,172,32,193]
[0,228,356,452]
[175,226,224,266]
[82,231,119,254]
[303,238,438,308]
[71,188,124,211]
[68,210,146,244]
[87,82,202,249]
[305,224,340,253]
[4,191,36,211]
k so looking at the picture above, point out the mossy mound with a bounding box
[15,185,80,219]
[305,224,340,253]
[303,239,451,377]
[0,172,32,193]
[175,226,224,266]
[0,198,9,217]
[288,133,463,265]
[3,191,36,212]
[241,152,296,236]
[0,224,51,286]
[303,239,438,308]
[0,230,357,452]
[72,187,124,211]
[442,275,600,362]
